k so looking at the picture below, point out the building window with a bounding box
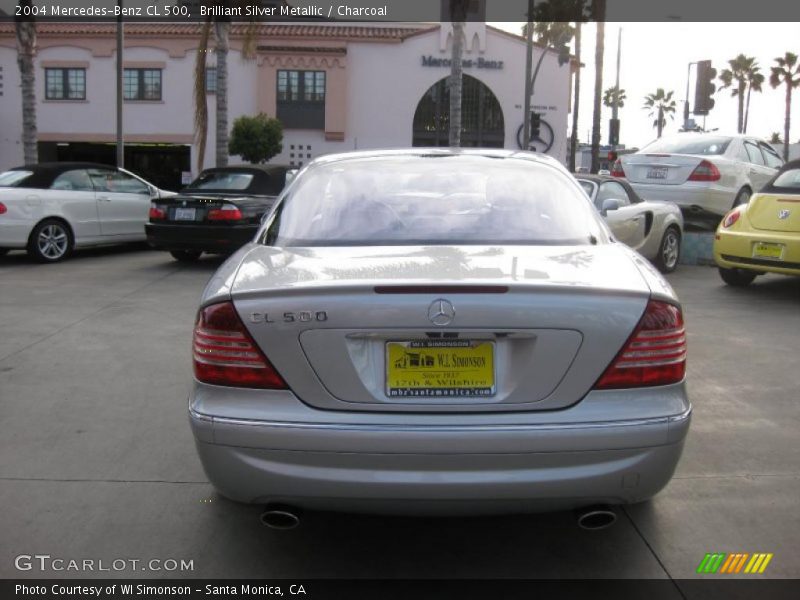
[123,68,162,101]
[276,70,325,129]
[205,67,216,93]
[45,68,86,100]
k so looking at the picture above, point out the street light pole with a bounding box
[611,27,621,152]
[116,0,124,168]
[684,61,696,131]
[522,0,534,149]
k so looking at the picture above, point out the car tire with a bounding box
[654,226,681,273]
[0,248,9,256]
[170,250,202,262]
[718,267,757,287]
[27,219,73,263]
[732,187,751,209]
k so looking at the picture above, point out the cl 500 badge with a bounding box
[250,311,328,324]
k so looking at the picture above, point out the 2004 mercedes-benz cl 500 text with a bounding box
[189,149,690,519]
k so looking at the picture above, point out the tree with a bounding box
[228,113,283,164]
[643,88,676,138]
[590,2,606,173]
[719,54,758,134]
[194,4,258,172]
[769,52,800,161]
[568,21,582,172]
[448,1,469,147]
[769,132,783,145]
[743,64,764,134]
[603,85,626,109]
[15,0,37,165]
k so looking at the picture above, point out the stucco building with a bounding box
[0,21,575,190]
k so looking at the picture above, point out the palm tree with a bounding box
[643,88,676,138]
[769,52,800,160]
[719,54,758,134]
[15,0,37,165]
[448,1,469,147]
[769,132,783,145]
[568,21,581,172]
[590,16,605,173]
[194,7,258,172]
[743,64,764,134]
[603,86,626,109]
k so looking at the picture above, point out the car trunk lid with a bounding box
[156,194,273,224]
[229,244,653,413]
[622,153,708,185]
[746,193,800,233]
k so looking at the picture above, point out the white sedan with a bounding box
[614,133,783,227]
[0,162,174,262]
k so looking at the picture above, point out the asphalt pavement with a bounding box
[0,245,798,586]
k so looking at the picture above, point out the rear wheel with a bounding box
[28,219,73,263]
[170,250,202,262]
[732,187,751,208]
[654,226,681,273]
[718,267,757,287]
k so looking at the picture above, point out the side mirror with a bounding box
[601,198,621,215]
[285,169,298,186]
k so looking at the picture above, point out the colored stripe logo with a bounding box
[697,553,773,574]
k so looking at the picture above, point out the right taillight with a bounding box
[0,202,7,215]
[193,301,287,389]
[610,159,626,178]
[688,160,721,182]
[594,300,686,389]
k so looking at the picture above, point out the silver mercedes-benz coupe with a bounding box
[189,149,690,523]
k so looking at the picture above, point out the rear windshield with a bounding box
[771,168,800,189]
[642,136,732,155]
[263,156,604,246]
[184,171,254,192]
[0,170,33,187]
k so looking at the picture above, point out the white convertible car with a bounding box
[0,162,174,262]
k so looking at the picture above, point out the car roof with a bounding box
[308,148,565,170]
[200,164,291,174]
[7,162,121,189]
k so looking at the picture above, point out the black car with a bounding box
[146,165,290,261]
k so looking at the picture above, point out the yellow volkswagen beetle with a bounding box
[714,159,800,286]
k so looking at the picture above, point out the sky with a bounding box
[495,22,800,150]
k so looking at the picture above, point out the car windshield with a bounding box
[642,136,732,155]
[264,155,604,246]
[0,170,33,187]
[771,168,800,189]
[184,171,254,191]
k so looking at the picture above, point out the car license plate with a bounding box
[753,242,784,260]
[385,340,495,398]
[174,208,196,221]
[646,167,668,180]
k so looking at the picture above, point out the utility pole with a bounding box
[683,61,696,131]
[611,27,621,152]
[522,0,534,150]
[116,0,124,168]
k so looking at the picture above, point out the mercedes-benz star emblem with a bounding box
[778,209,791,220]
[427,299,455,326]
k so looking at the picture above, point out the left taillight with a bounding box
[208,204,243,221]
[0,202,7,215]
[610,159,626,178]
[149,203,166,220]
[193,301,287,389]
[721,209,741,228]
[688,160,721,182]
[594,299,686,389]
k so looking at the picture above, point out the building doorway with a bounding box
[412,74,504,148]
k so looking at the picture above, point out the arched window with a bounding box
[412,74,505,148]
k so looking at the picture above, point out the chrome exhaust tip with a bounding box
[575,505,617,530]
[260,505,301,530]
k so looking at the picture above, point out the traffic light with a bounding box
[609,118,620,146]
[694,60,717,115]
[531,112,541,139]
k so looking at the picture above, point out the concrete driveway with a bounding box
[1,246,798,584]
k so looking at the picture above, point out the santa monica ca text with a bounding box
[16,584,306,596]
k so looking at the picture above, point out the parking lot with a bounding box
[1,245,798,582]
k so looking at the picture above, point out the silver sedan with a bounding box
[576,175,684,273]
[189,149,690,525]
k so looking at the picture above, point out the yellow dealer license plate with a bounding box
[386,340,495,398]
[753,242,784,260]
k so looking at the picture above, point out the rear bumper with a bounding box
[714,229,800,275]
[145,222,257,253]
[189,383,691,514]
[627,182,734,218]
